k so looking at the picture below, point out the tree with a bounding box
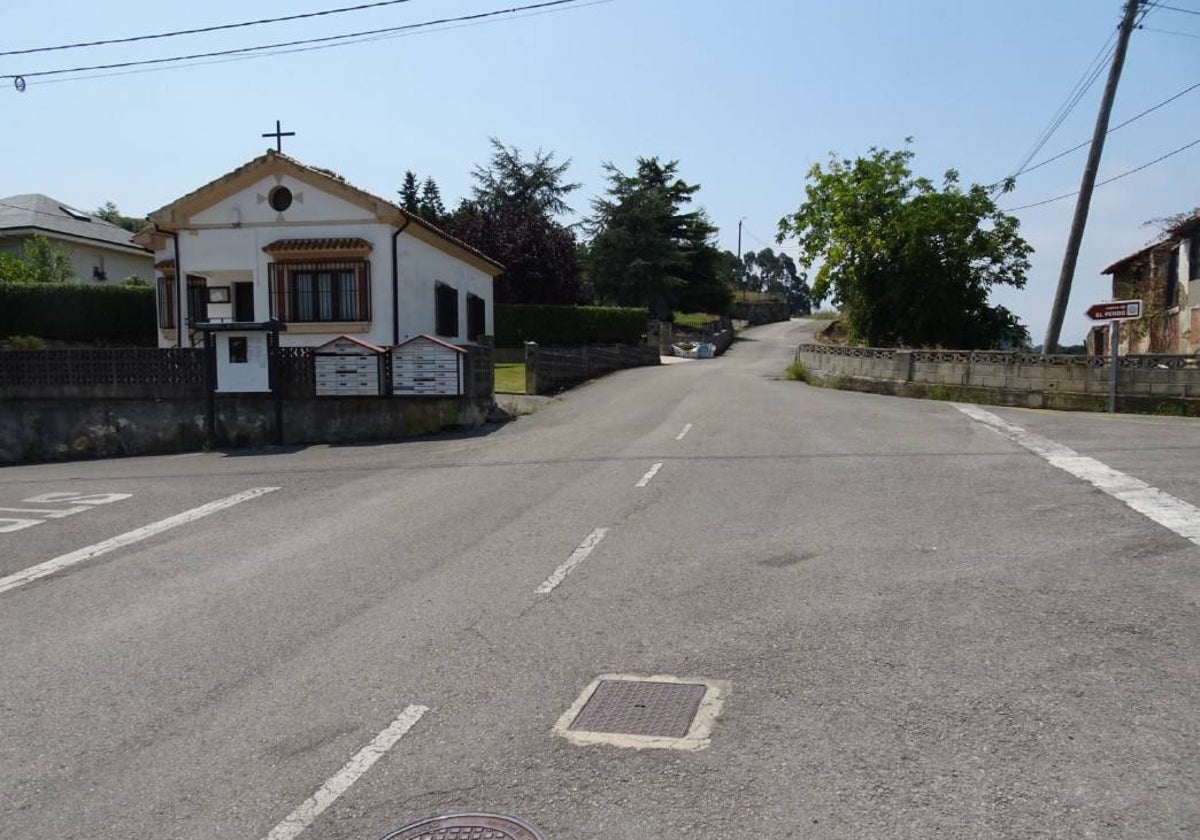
[399,171,421,213]
[444,201,582,304]
[0,235,75,284]
[418,177,446,224]
[778,145,1031,348]
[471,137,579,217]
[441,139,585,305]
[94,201,144,233]
[744,247,812,314]
[585,157,731,318]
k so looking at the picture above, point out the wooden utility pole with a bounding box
[1042,0,1142,353]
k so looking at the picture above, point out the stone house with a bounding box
[1093,210,1200,356]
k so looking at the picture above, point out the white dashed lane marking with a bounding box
[635,462,664,488]
[535,528,609,594]
[675,423,693,441]
[955,404,1200,546]
[260,705,429,840]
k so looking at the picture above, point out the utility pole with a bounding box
[737,217,745,300]
[1042,0,1142,352]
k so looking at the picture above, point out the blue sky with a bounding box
[2,0,1197,343]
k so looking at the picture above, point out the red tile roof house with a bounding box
[134,150,503,354]
[1094,210,1200,357]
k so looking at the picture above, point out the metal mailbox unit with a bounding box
[313,335,386,396]
[390,335,466,396]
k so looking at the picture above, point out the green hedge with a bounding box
[495,304,649,347]
[0,282,156,345]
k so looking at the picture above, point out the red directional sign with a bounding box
[1086,299,1142,321]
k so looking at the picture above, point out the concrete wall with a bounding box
[730,300,790,326]
[795,344,1200,411]
[525,343,660,395]
[0,394,491,465]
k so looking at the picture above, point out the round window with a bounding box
[268,185,293,212]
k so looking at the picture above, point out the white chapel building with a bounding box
[136,150,502,350]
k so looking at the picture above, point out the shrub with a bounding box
[0,282,156,345]
[2,334,45,350]
[495,304,649,347]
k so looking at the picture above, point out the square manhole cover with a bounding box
[569,679,706,738]
[554,674,729,751]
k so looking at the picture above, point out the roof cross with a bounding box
[261,120,295,153]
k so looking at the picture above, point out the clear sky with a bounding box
[2,0,1197,343]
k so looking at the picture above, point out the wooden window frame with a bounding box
[268,260,371,325]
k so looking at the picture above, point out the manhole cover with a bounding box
[569,678,707,738]
[379,813,545,840]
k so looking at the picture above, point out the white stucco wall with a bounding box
[153,173,494,349]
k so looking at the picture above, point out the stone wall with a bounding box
[795,344,1200,412]
[730,300,790,326]
[0,394,491,465]
[525,343,661,395]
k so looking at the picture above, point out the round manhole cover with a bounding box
[379,813,546,840]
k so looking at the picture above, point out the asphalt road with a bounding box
[1,319,1197,840]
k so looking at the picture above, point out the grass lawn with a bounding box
[494,362,526,394]
[673,311,720,330]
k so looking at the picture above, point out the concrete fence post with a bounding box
[524,341,538,396]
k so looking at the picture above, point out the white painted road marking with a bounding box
[955,404,1200,547]
[675,423,693,441]
[635,462,664,487]
[0,518,42,534]
[535,528,609,594]
[0,487,280,596]
[24,492,132,506]
[261,705,429,840]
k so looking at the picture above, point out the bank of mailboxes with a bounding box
[313,335,465,397]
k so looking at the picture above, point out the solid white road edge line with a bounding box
[535,528,609,594]
[675,423,693,441]
[635,462,664,488]
[0,487,281,596]
[261,705,429,840]
[955,404,1200,546]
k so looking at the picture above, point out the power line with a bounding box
[993,80,1200,183]
[2,0,590,82]
[1004,136,1200,212]
[1147,2,1200,14]
[0,0,424,57]
[1142,25,1200,37]
[1004,0,1156,184]
[16,0,614,89]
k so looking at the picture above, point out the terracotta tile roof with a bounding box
[1101,238,1177,275]
[262,237,372,254]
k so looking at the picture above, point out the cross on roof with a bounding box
[262,120,295,153]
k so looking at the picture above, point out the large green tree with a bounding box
[585,157,731,318]
[443,139,584,304]
[778,145,1031,348]
[94,201,145,233]
[744,247,811,314]
[399,171,421,213]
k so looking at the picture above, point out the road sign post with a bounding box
[1085,299,1141,414]
[1108,319,1119,413]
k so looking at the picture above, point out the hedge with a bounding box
[0,282,157,346]
[495,304,649,347]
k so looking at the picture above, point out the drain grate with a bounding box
[378,813,545,840]
[568,679,707,738]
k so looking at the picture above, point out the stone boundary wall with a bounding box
[795,344,1200,412]
[0,394,492,465]
[525,343,660,396]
